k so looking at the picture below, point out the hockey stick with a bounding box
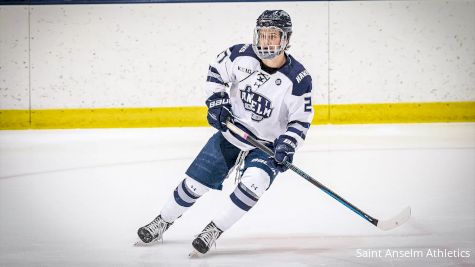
[226,121,411,231]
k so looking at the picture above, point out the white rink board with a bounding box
[0,123,474,266]
[330,1,475,104]
[1,1,474,110]
[0,6,30,109]
[29,2,327,109]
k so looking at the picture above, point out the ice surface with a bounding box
[1,123,474,266]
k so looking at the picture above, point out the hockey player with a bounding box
[137,9,314,255]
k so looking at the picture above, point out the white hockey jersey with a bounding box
[205,43,314,151]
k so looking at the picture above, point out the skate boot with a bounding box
[137,215,173,243]
[190,221,223,255]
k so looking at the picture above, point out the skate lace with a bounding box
[198,225,221,248]
[147,217,168,242]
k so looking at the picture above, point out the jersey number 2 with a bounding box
[304,97,312,112]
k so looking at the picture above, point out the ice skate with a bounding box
[189,221,223,257]
[136,215,173,245]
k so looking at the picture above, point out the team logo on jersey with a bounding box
[240,85,273,122]
[275,78,282,85]
[254,72,271,88]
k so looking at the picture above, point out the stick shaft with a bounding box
[226,122,379,227]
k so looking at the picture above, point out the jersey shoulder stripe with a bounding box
[207,66,225,84]
[207,76,225,85]
[229,43,260,62]
[279,55,312,96]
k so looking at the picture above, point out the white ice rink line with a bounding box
[0,123,474,266]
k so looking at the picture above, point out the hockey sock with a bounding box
[160,176,210,223]
[213,189,249,231]
[213,167,270,231]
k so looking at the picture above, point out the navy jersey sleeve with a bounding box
[283,68,314,149]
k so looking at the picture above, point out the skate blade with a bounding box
[134,240,147,247]
[188,249,203,258]
[134,240,158,247]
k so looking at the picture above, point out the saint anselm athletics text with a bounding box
[356,248,471,258]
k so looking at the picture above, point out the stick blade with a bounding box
[376,206,411,231]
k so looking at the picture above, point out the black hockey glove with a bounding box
[271,135,297,172]
[206,92,233,131]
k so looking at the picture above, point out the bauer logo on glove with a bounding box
[208,98,230,108]
[206,92,233,131]
[271,135,297,172]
